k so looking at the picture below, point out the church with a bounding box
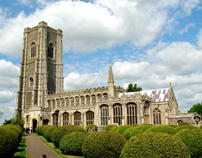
[16,21,200,131]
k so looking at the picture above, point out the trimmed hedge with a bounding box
[178,122,190,126]
[123,127,136,140]
[130,124,152,138]
[110,125,119,132]
[0,127,19,157]
[44,126,57,142]
[175,125,197,133]
[120,132,190,158]
[85,124,97,132]
[41,125,54,136]
[35,125,44,135]
[51,125,87,148]
[104,125,117,131]
[116,125,133,135]
[82,131,127,158]
[145,125,176,135]
[168,124,178,128]
[175,129,202,158]
[59,132,89,155]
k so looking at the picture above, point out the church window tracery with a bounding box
[66,98,69,107]
[48,43,54,58]
[74,112,81,125]
[52,113,57,126]
[127,103,138,124]
[113,104,122,125]
[71,97,74,106]
[81,96,84,105]
[76,97,79,106]
[101,105,109,126]
[86,111,94,125]
[63,112,69,126]
[31,43,36,57]
[86,95,90,105]
[92,95,96,104]
[153,108,161,125]
[61,99,64,107]
[103,93,108,100]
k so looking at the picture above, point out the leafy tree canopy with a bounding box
[188,102,202,117]
[126,83,142,92]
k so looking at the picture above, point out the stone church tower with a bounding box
[16,21,64,116]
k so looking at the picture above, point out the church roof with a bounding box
[119,88,170,102]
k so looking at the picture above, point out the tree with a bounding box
[188,102,202,117]
[3,118,12,125]
[126,83,142,92]
[11,113,25,127]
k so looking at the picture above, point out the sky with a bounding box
[0,0,202,125]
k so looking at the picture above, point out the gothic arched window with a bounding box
[113,104,122,125]
[92,95,96,104]
[86,111,94,125]
[31,43,36,57]
[63,112,69,126]
[153,108,161,125]
[48,43,54,58]
[74,112,81,126]
[86,95,90,105]
[52,113,57,126]
[100,105,109,126]
[81,96,84,105]
[127,103,138,125]
[29,77,33,86]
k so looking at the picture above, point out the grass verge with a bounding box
[13,134,27,158]
[35,133,83,158]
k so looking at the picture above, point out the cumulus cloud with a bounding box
[0,0,200,56]
[179,23,195,34]
[63,41,202,113]
[197,28,202,49]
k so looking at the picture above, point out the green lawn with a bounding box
[13,134,27,158]
[35,134,83,158]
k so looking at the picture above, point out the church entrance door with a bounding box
[33,119,37,133]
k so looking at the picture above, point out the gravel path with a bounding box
[26,134,60,158]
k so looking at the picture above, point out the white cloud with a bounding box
[179,23,195,34]
[0,91,16,103]
[0,0,199,56]
[197,28,202,49]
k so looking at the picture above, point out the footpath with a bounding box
[26,134,60,158]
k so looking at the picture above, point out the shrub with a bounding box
[0,127,19,157]
[145,125,176,135]
[175,125,197,133]
[178,122,190,126]
[123,127,136,140]
[120,132,190,158]
[41,125,54,136]
[59,132,89,155]
[35,125,44,135]
[175,129,202,158]
[200,125,202,129]
[44,126,57,142]
[168,124,178,128]
[104,125,117,131]
[110,125,119,132]
[82,131,127,158]
[85,124,97,132]
[130,124,152,138]
[51,125,87,147]
[116,125,133,135]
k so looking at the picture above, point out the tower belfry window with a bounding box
[48,43,54,58]
[31,43,36,57]
[29,77,33,86]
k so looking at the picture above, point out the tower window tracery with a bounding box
[29,77,33,86]
[48,43,54,58]
[31,43,36,57]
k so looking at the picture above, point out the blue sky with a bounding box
[0,0,202,125]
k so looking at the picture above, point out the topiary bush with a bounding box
[104,125,117,131]
[123,126,136,140]
[175,129,202,158]
[44,126,57,142]
[85,124,97,132]
[130,124,152,138]
[144,125,176,135]
[41,125,54,136]
[175,125,197,133]
[51,125,87,148]
[178,122,190,126]
[116,125,133,135]
[110,125,119,132]
[82,131,127,158]
[200,125,202,129]
[0,127,19,157]
[120,132,190,158]
[35,125,44,135]
[168,124,178,128]
[59,132,89,156]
